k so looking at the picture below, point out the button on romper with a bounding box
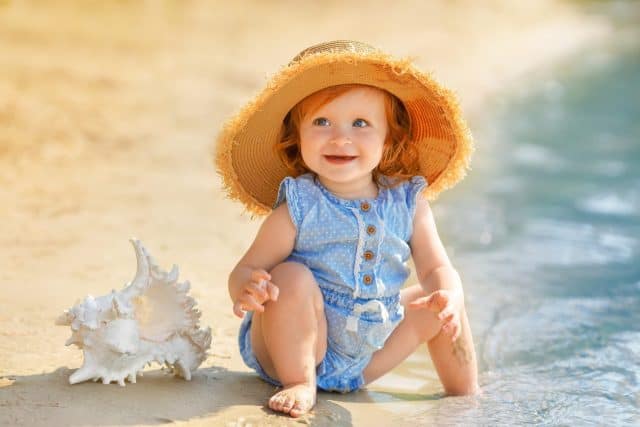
[239,173,428,392]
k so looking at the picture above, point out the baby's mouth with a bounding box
[324,155,357,164]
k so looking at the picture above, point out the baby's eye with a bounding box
[312,117,330,126]
[353,118,369,128]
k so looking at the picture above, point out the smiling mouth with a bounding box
[324,155,357,164]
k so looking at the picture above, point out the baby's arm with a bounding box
[408,195,465,340]
[228,203,296,317]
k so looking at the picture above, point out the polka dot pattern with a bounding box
[266,173,428,391]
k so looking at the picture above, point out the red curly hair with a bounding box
[275,84,420,187]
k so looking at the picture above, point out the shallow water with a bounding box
[376,6,640,426]
[1,1,638,425]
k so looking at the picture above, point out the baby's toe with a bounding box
[268,384,316,417]
[289,402,306,418]
[281,395,295,413]
[268,393,284,411]
[289,396,313,418]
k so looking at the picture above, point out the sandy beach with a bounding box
[0,1,613,425]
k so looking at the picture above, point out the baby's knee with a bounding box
[269,262,319,302]
[270,261,313,282]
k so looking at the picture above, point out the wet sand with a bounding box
[0,1,612,425]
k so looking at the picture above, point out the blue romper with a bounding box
[238,172,427,392]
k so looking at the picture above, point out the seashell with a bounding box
[56,238,212,386]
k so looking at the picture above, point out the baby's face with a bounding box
[298,86,387,187]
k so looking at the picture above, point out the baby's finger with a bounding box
[266,281,279,301]
[452,323,461,342]
[438,305,456,321]
[232,301,245,318]
[442,318,454,331]
[233,294,264,316]
[447,322,460,342]
[443,320,460,340]
[250,269,272,283]
[439,311,455,325]
[242,293,265,313]
[427,291,450,312]
[441,323,450,338]
[246,281,268,301]
[407,296,431,309]
[409,291,449,312]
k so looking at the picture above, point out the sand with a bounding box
[0,1,612,425]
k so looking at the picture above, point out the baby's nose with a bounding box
[330,134,352,146]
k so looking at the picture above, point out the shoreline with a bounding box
[0,1,614,425]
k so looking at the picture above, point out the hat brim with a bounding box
[215,50,474,216]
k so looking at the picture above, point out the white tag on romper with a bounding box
[346,315,359,333]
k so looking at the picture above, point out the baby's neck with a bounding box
[316,175,378,200]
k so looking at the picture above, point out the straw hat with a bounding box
[215,40,473,216]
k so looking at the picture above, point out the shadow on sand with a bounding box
[0,366,446,426]
[0,366,362,426]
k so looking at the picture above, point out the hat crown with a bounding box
[216,40,474,216]
[291,40,378,64]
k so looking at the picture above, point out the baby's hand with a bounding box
[232,269,280,318]
[408,289,463,342]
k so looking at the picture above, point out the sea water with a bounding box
[380,6,640,426]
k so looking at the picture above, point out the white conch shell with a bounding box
[56,239,212,386]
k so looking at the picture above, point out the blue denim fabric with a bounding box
[238,172,427,393]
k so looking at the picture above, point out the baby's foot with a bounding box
[268,382,316,418]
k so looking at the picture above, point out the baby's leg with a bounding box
[250,262,327,417]
[362,284,478,395]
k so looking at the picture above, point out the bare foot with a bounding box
[268,382,316,418]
